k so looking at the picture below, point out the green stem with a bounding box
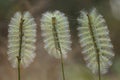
[52,17,65,80]
[87,14,101,80]
[59,49,65,80]
[17,57,21,80]
[17,18,24,80]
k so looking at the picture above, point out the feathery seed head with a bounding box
[40,10,71,58]
[8,11,37,68]
[77,8,114,74]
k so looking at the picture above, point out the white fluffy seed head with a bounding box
[77,8,115,74]
[8,11,37,68]
[40,10,71,58]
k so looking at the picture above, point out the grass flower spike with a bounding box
[8,11,36,68]
[77,8,114,79]
[40,10,71,58]
[40,10,71,80]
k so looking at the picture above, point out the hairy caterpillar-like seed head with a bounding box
[77,8,115,74]
[40,10,71,58]
[8,11,37,68]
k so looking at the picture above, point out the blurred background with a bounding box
[0,0,120,80]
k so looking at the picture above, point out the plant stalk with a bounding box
[17,18,24,80]
[59,49,65,80]
[87,14,101,80]
[52,17,65,80]
[17,57,21,80]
